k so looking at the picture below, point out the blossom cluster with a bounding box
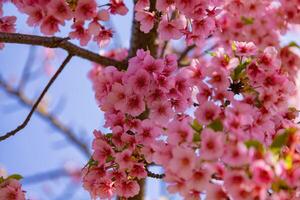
[2,0,128,46]
[84,42,300,199]
[0,175,25,200]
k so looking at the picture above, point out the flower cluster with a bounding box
[0,175,25,200]
[9,0,128,46]
[84,42,300,199]
[135,0,221,46]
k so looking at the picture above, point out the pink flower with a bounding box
[115,149,134,170]
[40,15,64,35]
[0,179,26,200]
[195,101,220,125]
[169,146,196,179]
[75,0,97,21]
[127,69,151,94]
[0,16,17,32]
[135,0,149,11]
[186,165,210,191]
[92,138,113,165]
[106,83,127,111]
[97,9,110,21]
[250,160,274,186]
[136,119,160,145]
[110,0,128,16]
[135,11,155,33]
[115,180,140,198]
[156,0,174,11]
[129,164,147,179]
[200,128,224,160]
[206,184,228,200]
[149,101,174,125]
[93,28,113,47]
[158,17,184,40]
[142,54,164,74]
[124,92,145,116]
[167,119,193,145]
[222,142,249,167]
[25,6,44,26]
[69,22,91,46]
[196,82,212,104]
[233,41,257,56]
[48,0,72,21]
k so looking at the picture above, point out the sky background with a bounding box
[1,1,300,200]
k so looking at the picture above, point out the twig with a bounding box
[177,44,196,64]
[0,32,127,70]
[128,0,158,58]
[145,165,165,179]
[0,54,73,142]
[159,41,168,58]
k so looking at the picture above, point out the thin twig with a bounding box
[159,41,168,58]
[145,165,165,179]
[177,44,196,64]
[0,77,90,157]
[0,32,126,70]
[0,54,73,142]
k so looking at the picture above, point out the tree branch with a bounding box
[128,0,158,58]
[177,44,196,64]
[0,54,73,140]
[0,32,127,70]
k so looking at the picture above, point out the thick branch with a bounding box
[128,0,158,58]
[0,76,90,157]
[0,32,127,70]
[0,54,72,140]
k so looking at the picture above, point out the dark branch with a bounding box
[145,165,165,179]
[0,32,127,70]
[0,54,73,141]
[128,0,158,58]
[177,44,196,64]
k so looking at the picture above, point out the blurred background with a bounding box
[1,0,300,200]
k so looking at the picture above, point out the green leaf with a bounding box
[106,155,115,163]
[193,132,201,142]
[137,107,150,120]
[231,42,237,52]
[284,154,293,170]
[0,176,4,184]
[288,41,300,48]
[232,61,249,80]
[209,52,217,57]
[244,140,264,153]
[241,16,254,25]
[7,174,23,181]
[191,119,202,133]
[271,179,290,192]
[270,128,296,154]
[208,119,223,132]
